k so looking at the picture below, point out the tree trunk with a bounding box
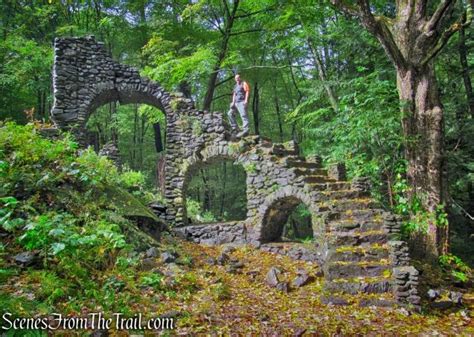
[459,26,474,118]
[153,122,163,153]
[252,81,260,135]
[273,88,284,142]
[201,169,211,213]
[220,161,227,219]
[307,38,339,113]
[396,64,447,257]
[202,0,240,111]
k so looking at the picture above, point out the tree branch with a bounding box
[229,28,263,36]
[425,0,456,33]
[215,75,234,87]
[330,0,361,17]
[235,7,273,19]
[421,5,473,66]
[331,0,406,68]
[222,0,230,19]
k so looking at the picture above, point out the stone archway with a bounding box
[50,36,191,145]
[260,196,313,242]
[256,187,325,244]
[178,144,246,226]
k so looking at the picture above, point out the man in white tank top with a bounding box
[227,73,250,137]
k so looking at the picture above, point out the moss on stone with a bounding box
[104,185,160,222]
[243,162,257,174]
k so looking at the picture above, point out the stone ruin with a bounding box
[51,36,420,308]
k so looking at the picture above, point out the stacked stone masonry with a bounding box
[51,36,420,308]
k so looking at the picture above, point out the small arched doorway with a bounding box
[260,196,315,243]
[258,193,324,262]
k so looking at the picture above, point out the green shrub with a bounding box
[186,198,217,223]
[439,253,472,284]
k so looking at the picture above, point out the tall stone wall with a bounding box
[51,36,420,309]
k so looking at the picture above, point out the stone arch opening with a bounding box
[85,86,168,119]
[182,156,247,226]
[260,196,316,243]
[86,101,166,186]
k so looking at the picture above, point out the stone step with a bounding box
[307,181,352,191]
[286,160,322,169]
[328,220,386,233]
[304,175,335,184]
[329,246,390,263]
[271,144,298,156]
[322,189,370,200]
[324,278,392,295]
[329,198,379,212]
[327,231,388,246]
[325,262,391,279]
[336,208,387,221]
[293,167,328,177]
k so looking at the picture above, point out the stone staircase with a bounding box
[278,149,420,307]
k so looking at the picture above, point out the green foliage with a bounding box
[27,271,69,304]
[439,254,472,284]
[186,160,247,222]
[243,163,257,174]
[139,272,164,289]
[186,199,217,223]
[212,281,232,301]
[119,169,147,195]
[0,196,25,231]
[283,203,313,241]
[392,163,450,236]
[290,69,403,203]
[0,123,162,314]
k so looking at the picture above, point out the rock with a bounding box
[276,282,289,293]
[427,289,440,301]
[230,260,244,269]
[431,301,453,310]
[222,245,236,255]
[226,264,242,274]
[320,295,349,306]
[358,298,394,307]
[265,267,281,287]
[205,257,217,266]
[217,253,230,266]
[449,291,463,305]
[292,273,312,288]
[146,247,159,258]
[159,310,180,319]
[246,270,259,280]
[140,257,157,271]
[13,251,39,267]
[293,328,306,337]
[161,251,177,263]
[162,263,180,276]
[397,307,411,316]
[315,269,324,277]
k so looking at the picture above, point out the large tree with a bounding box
[330,0,472,257]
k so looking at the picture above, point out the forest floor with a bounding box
[2,235,474,336]
[162,238,473,335]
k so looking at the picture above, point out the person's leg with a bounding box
[236,102,249,136]
[227,105,239,131]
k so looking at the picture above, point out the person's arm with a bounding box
[243,82,250,105]
[231,91,236,107]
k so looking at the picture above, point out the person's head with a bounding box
[234,73,241,83]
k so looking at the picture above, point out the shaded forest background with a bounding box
[0,0,473,264]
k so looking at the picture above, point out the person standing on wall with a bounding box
[227,73,250,138]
